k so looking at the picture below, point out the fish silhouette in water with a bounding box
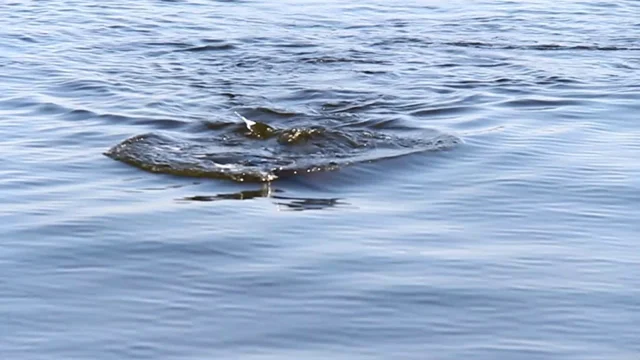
[105,112,461,182]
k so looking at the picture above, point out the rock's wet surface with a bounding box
[106,113,461,182]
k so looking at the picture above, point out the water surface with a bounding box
[1,1,639,359]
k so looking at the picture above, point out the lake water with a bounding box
[1,1,639,359]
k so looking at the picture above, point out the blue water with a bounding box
[2,1,640,359]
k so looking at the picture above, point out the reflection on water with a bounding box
[180,184,277,201]
[179,184,347,211]
[273,196,345,211]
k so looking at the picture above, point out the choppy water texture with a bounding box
[2,1,640,359]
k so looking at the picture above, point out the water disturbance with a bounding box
[2,1,639,359]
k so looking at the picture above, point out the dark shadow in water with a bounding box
[181,187,280,201]
[272,196,344,211]
[178,185,348,211]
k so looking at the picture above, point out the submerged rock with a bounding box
[105,113,461,182]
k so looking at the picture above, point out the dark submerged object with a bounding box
[105,113,461,182]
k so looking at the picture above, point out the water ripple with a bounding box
[2,1,640,359]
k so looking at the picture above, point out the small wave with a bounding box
[272,42,318,49]
[143,41,192,48]
[535,75,583,86]
[177,43,237,52]
[321,98,385,113]
[497,97,585,109]
[410,105,475,118]
[300,56,389,65]
[445,41,639,51]
[250,106,302,118]
[54,79,113,96]
[64,108,190,129]
[361,69,388,75]
[372,37,639,51]
[371,37,433,47]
